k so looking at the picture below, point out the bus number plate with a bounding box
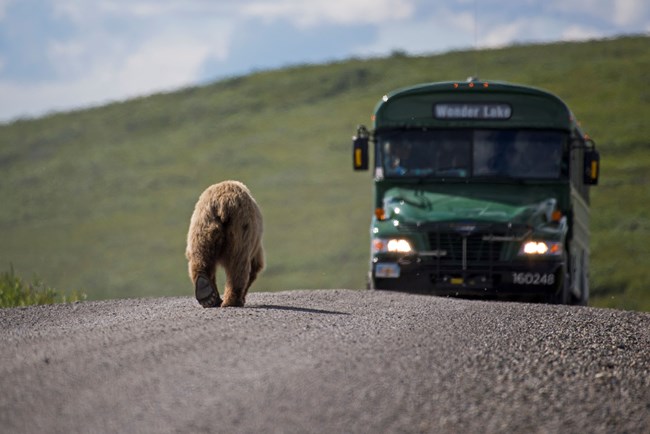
[376,263,400,278]
[511,272,555,285]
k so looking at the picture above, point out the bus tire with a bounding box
[550,260,571,305]
[572,252,589,306]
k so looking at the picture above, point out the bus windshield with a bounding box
[378,129,567,180]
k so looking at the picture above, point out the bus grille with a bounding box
[427,232,503,264]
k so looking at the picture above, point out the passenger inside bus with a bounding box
[385,140,413,175]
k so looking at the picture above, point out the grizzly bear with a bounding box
[185,181,264,308]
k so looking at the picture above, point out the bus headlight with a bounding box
[372,238,413,253]
[519,241,563,256]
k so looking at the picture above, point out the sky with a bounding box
[0,0,648,123]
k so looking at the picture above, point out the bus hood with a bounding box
[382,187,557,226]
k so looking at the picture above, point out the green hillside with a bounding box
[1,35,648,311]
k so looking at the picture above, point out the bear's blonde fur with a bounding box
[185,181,264,307]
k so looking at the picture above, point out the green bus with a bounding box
[352,79,599,304]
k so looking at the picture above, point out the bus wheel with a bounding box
[550,261,570,304]
[571,253,589,306]
[367,272,376,290]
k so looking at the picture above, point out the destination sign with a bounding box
[434,103,512,120]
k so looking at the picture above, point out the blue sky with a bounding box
[0,0,648,123]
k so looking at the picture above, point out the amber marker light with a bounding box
[372,239,386,252]
[469,82,475,88]
[483,82,489,88]
[354,149,363,168]
[453,83,459,88]
[591,160,599,179]
[375,208,386,220]
[549,243,562,255]
[551,210,563,222]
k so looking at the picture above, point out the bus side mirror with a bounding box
[352,125,369,171]
[584,148,600,185]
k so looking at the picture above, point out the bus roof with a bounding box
[373,80,576,131]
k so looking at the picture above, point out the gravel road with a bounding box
[1,289,649,433]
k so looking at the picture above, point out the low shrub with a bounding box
[0,265,86,308]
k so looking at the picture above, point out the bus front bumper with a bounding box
[371,258,565,300]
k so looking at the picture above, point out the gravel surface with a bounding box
[1,289,649,433]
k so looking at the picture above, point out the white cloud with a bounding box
[478,14,606,49]
[241,0,415,28]
[613,0,649,26]
[1,0,649,122]
[0,79,112,121]
[0,38,217,121]
[561,25,605,41]
[480,21,528,48]
[1,2,234,121]
[53,0,237,21]
[114,38,217,95]
[548,0,649,27]
[356,8,475,55]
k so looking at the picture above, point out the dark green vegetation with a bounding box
[0,36,648,311]
[0,266,85,308]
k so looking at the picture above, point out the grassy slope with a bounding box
[1,36,648,311]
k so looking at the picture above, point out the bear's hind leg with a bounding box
[242,246,264,303]
[187,215,224,308]
[221,260,250,307]
[189,260,222,308]
[195,273,222,308]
